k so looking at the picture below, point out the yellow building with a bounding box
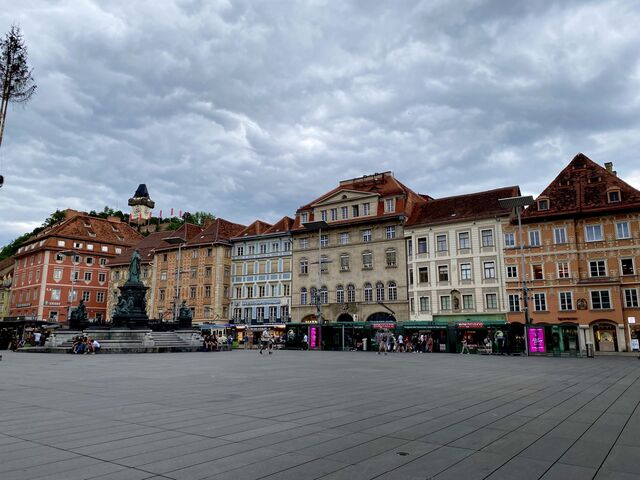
[0,258,13,320]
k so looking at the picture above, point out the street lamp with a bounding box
[303,220,329,350]
[59,250,80,324]
[164,235,188,323]
[499,195,535,356]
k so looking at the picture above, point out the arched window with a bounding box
[347,284,356,303]
[300,287,307,305]
[388,281,397,301]
[376,282,385,302]
[364,282,373,302]
[320,286,328,304]
[386,248,397,267]
[310,287,317,305]
[336,285,345,303]
[362,251,373,269]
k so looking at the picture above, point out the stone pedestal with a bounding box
[112,281,149,329]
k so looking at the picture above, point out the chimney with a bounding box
[64,209,82,219]
[604,162,613,173]
[107,215,121,223]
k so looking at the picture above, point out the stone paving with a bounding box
[1,350,639,480]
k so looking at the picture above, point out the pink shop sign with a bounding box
[528,327,546,353]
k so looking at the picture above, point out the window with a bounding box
[363,283,373,302]
[247,286,254,298]
[458,232,470,250]
[191,250,198,259]
[362,251,373,269]
[591,290,611,309]
[559,292,573,311]
[248,245,255,255]
[340,254,350,271]
[205,266,212,277]
[96,291,105,303]
[363,203,370,215]
[485,293,498,310]
[408,268,414,284]
[557,262,570,279]
[376,282,384,302]
[538,199,549,210]
[418,267,429,283]
[85,257,95,266]
[159,289,165,301]
[189,287,196,299]
[320,255,329,273]
[528,230,541,246]
[532,264,544,280]
[484,261,496,279]
[115,248,122,254]
[440,296,451,310]
[318,286,328,304]
[320,235,329,247]
[385,226,396,239]
[258,285,265,297]
[321,210,328,222]
[533,293,547,311]
[438,265,449,282]
[82,291,90,302]
[336,285,344,303]
[589,260,606,277]
[506,265,518,278]
[352,205,359,217]
[98,272,106,282]
[99,258,107,266]
[53,268,63,281]
[436,234,447,252]
[330,208,338,221]
[608,190,621,203]
[624,289,639,308]
[586,224,603,242]
[385,198,395,213]
[481,229,494,247]
[51,289,61,301]
[72,271,80,281]
[388,281,397,300]
[257,307,265,321]
[300,288,307,305]
[341,206,348,219]
[419,296,430,312]
[554,227,567,244]
[386,249,397,267]
[410,297,415,313]
[504,232,515,248]
[340,233,349,245]
[508,294,520,312]
[236,246,244,256]
[207,248,213,257]
[57,240,65,247]
[56,253,65,262]
[300,259,308,275]
[616,222,630,239]
[463,295,474,310]
[301,212,308,223]
[283,241,291,251]
[407,239,413,257]
[101,246,108,253]
[460,263,472,281]
[413,238,426,256]
[299,238,309,249]
[621,258,634,275]
[260,244,267,254]
[74,242,83,249]
[362,229,372,242]
[347,284,356,303]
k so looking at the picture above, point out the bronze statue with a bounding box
[113,295,129,317]
[71,299,88,321]
[179,301,193,320]
[128,249,142,283]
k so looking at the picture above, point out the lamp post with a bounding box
[499,195,535,356]
[164,236,187,323]
[59,250,80,324]
[303,220,328,350]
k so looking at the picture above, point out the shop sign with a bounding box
[310,326,318,349]
[628,317,636,324]
[631,339,639,351]
[528,327,546,353]
[371,322,395,329]
[457,322,485,329]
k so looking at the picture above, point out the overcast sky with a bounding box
[2,0,640,244]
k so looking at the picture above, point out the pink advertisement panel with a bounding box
[310,326,317,349]
[528,327,546,353]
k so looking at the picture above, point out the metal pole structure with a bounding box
[316,226,323,350]
[61,250,78,324]
[517,206,530,357]
[173,242,182,323]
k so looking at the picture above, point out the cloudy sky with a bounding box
[2,0,640,244]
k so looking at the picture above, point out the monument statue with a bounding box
[177,300,193,329]
[69,299,88,329]
[128,249,142,283]
[113,295,130,317]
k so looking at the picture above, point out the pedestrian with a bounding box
[377,330,387,355]
[259,329,270,354]
[460,337,470,354]
[496,330,505,355]
[243,333,249,350]
[397,333,404,352]
[302,333,309,351]
[427,335,434,353]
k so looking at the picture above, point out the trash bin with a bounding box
[586,343,594,358]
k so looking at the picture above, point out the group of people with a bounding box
[202,333,233,351]
[70,336,100,354]
[376,330,437,354]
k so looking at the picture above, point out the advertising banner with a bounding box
[528,327,546,353]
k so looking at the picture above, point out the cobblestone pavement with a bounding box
[1,350,639,480]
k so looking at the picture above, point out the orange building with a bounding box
[9,210,142,324]
[504,154,640,354]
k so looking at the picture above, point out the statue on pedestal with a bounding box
[111,249,149,329]
[177,300,193,329]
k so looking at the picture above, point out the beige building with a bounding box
[151,219,245,324]
[0,258,14,320]
[290,172,426,325]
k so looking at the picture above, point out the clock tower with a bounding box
[128,184,155,224]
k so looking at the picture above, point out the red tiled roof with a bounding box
[406,186,520,227]
[0,257,14,273]
[521,153,640,221]
[186,218,246,246]
[264,216,294,235]
[107,231,177,267]
[236,220,273,238]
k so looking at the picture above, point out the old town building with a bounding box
[405,186,519,352]
[230,216,294,333]
[0,257,14,320]
[504,154,640,354]
[106,230,176,320]
[290,172,426,347]
[8,209,141,323]
[151,219,245,324]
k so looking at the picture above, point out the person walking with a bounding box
[460,337,470,354]
[302,333,309,351]
[496,330,505,355]
[243,333,249,350]
[259,329,270,354]
[377,330,388,355]
[397,333,404,352]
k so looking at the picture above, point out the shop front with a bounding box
[434,314,508,354]
[522,323,579,356]
[592,321,618,352]
[399,322,449,352]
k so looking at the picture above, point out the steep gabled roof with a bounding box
[236,220,273,238]
[107,231,177,267]
[522,153,640,221]
[186,218,246,246]
[264,216,294,235]
[407,186,520,227]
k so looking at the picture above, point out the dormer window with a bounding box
[537,198,549,211]
[384,198,395,213]
[607,189,621,203]
[301,212,308,224]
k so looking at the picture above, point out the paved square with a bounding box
[1,351,639,480]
